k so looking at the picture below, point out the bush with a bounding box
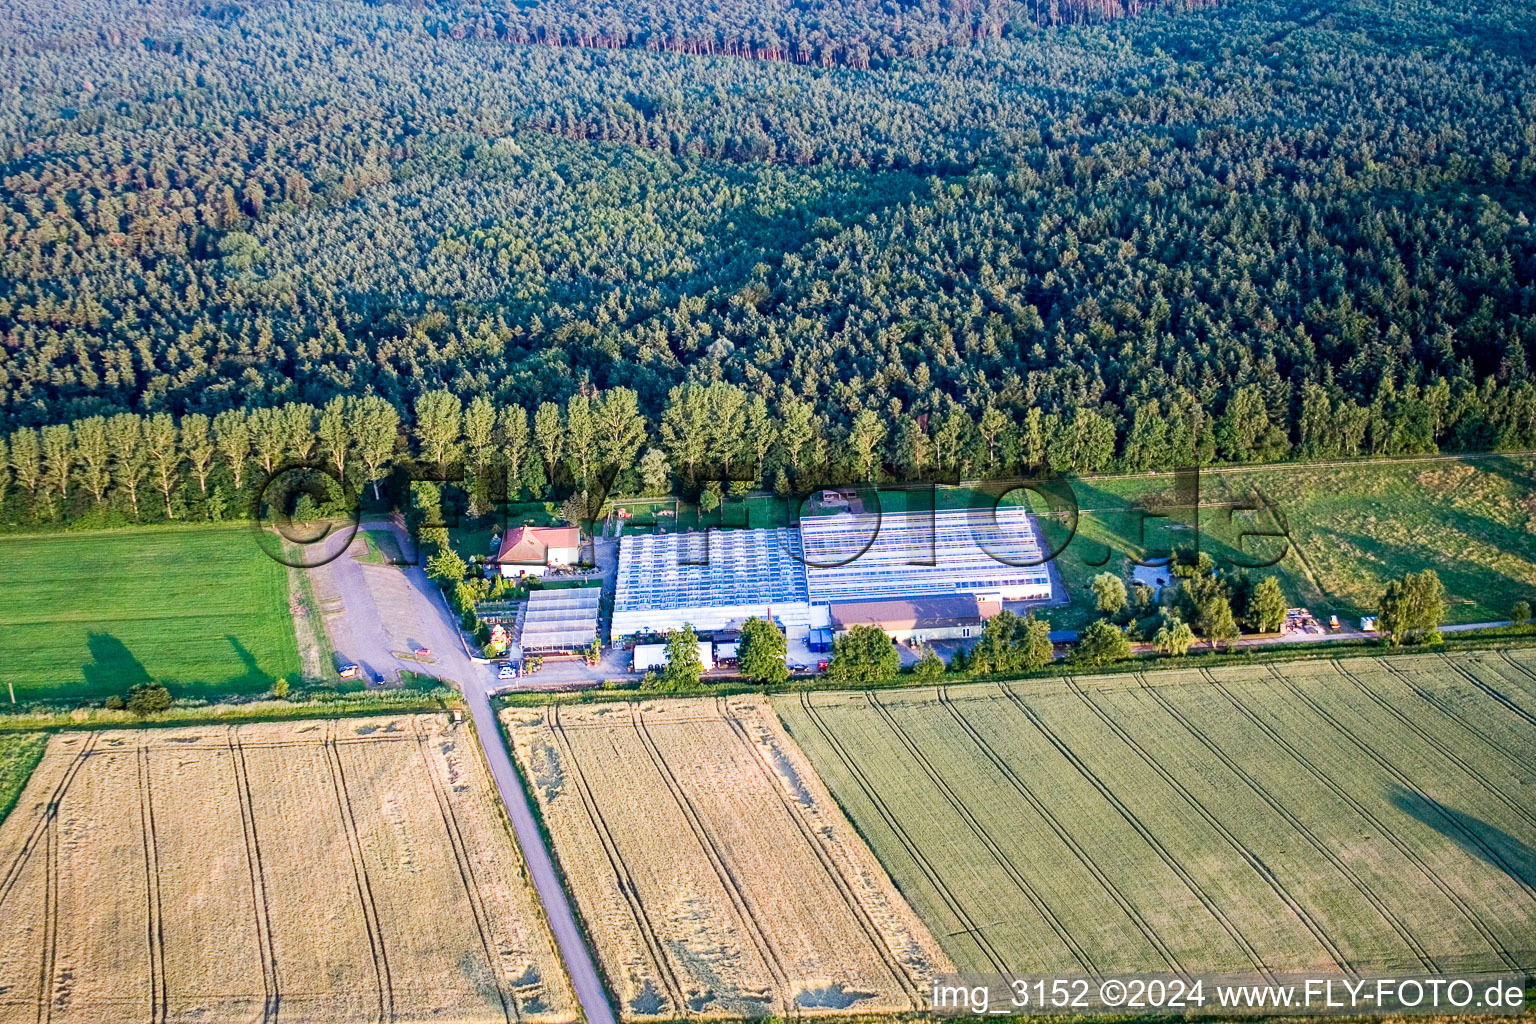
[910,647,946,682]
[104,695,126,710]
[126,682,174,716]
[1512,600,1532,624]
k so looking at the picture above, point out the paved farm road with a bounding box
[324,522,616,1024]
[462,674,616,1024]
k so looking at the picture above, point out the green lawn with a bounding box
[775,647,1536,975]
[0,527,302,701]
[1029,455,1536,629]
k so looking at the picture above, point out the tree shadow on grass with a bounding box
[1388,784,1536,891]
[226,635,275,690]
[81,633,151,693]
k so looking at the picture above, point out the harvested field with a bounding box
[504,697,952,1020]
[0,714,574,1024]
[774,648,1536,976]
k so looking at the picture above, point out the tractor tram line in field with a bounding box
[1136,669,1415,973]
[710,698,920,1012]
[1001,681,1352,973]
[224,728,281,1024]
[1199,669,1522,971]
[863,692,1104,975]
[628,705,796,1018]
[1491,650,1536,708]
[932,686,1187,975]
[0,734,96,915]
[411,719,518,1024]
[1256,667,1536,915]
[547,705,688,1017]
[1369,658,1536,778]
[1325,661,1536,838]
[135,743,169,1024]
[321,723,396,1024]
[1442,651,1536,729]
[795,693,1010,975]
[1056,672,1370,976]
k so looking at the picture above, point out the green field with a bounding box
[775,648,1536,975]
[0,732,45,826]
[1021,454,1536,629]
[0,528,302,701]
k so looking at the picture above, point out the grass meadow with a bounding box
[775,647,1536,976]
[1027,454,1536,629]
[0,527,302,701]
[0,732,45,825]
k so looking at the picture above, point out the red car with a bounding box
[413,646,431,657]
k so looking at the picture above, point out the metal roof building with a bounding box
[612,528,812,637]
[800,506,1054,604]
[519,587,601,653]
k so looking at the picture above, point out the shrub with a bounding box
[126,682,174,716]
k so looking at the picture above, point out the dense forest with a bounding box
[1,0,1535,525]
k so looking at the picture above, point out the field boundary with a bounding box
[712,696,922,1012]
[796,693,1010,974]
[411,717,518,1024]
[629,703,796,1017]
[547,705,685,1015]
[0,734,96,913]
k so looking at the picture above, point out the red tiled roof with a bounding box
[494,526,581,564]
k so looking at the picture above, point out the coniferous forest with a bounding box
[1,0,1535,523]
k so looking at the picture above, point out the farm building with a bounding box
[519,586,601,653]
[493,525,582,578]
[632,641,715,674]
[829,594,1000,642]
[800,506,1054,604]
[612,528,813,638]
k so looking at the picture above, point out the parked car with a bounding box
[413,646,430,657]
[498,664,517,680]
[338,662,359,679]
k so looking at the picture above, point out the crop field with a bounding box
[775,648,1536,976]
[0,528,302,701]
[0,714,573,1024]
[504,697,953,1020]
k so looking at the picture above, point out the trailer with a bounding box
[632,641,715,674]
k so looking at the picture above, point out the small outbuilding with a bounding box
[519,587,601,654]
